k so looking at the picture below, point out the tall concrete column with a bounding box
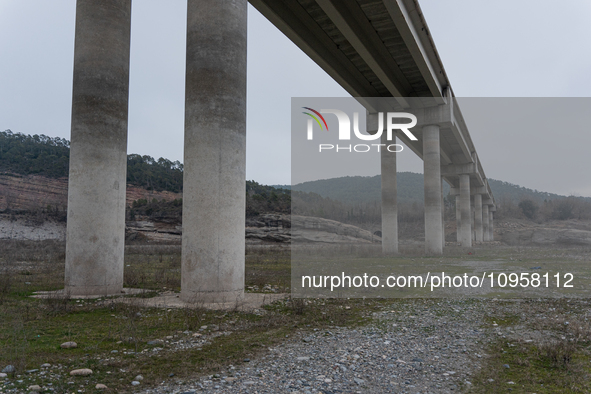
[441,178,445,248]
[455,194,461,243]
[380,132,398,255]
[181,0,247,303]
[458,174,472,247]
[471,200,475,241]
[423,125,443,255]
[489,211,494,241]
[488,209,495,241]
[474,194,483,242]
[65,0,131,296]
[483,205,490,241]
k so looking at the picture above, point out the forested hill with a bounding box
[289,175,590,205]
[0,129,183,192]
[290,173,451,204]
[0,130,291,217]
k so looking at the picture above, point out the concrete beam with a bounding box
[382,0,444,100]
[423,125,443,255]
[181,0,247,303]
[65,0,131,296]
[380,132,398,255]
[440,163,476,177]
[316,0,413,105]
[248,0,381,98]
[449,185,489,196]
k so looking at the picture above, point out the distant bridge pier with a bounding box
[474,193,483,242]
[64,0,131,296]
[455,195,461,243]
[482,203,491,242]
[459,174,473,247]
[378,115,398,255]
[441,177,446,249]
[423,124,443,255]
[489,209,495,241]
[180,0,247,304]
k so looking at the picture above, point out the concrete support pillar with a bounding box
[455,195,461,243]
[471,201,475,241]
[380,131,398,255]
[474,194,483,242]
[181,0,247,303]
[483,205,490,241]
[423,125,443,255]
[489,211,494,241]
[65,0,131,296]
[441,178,445,248]
[458,174,472,247]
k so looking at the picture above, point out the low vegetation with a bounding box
[0,241,379,393]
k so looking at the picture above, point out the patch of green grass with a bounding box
[471,300,591,394]
[0,241,380,392]
[471,337,591,393]
[483,314,520,327]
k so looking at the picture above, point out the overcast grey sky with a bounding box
[1,1,590,196]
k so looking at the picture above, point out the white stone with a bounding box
[70,369,92,376]
[60,341,77,349]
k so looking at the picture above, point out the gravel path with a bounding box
[138,300,488,394]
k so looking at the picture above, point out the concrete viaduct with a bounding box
[64,0,495,300]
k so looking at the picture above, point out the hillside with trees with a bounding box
[2,129,590,226]
[0,130,183,192]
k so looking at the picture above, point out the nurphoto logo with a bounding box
[302,107,417,153]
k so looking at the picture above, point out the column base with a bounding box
[181,289,245,305]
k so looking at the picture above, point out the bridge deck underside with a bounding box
[250,0,494,200]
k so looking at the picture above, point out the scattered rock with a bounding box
[60,341,77,349]
[69,368,92,376]
[134,374,144,381]
[28,384,42,392]
[2,365,15,374]
[503,364,510,369]
[297,357,310,361]
[40,363,51,368]
[95,383,108,389]
[131,381,140,386]
[354,377,365,385]
[0,373,7,378]
[26,369,39,373]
